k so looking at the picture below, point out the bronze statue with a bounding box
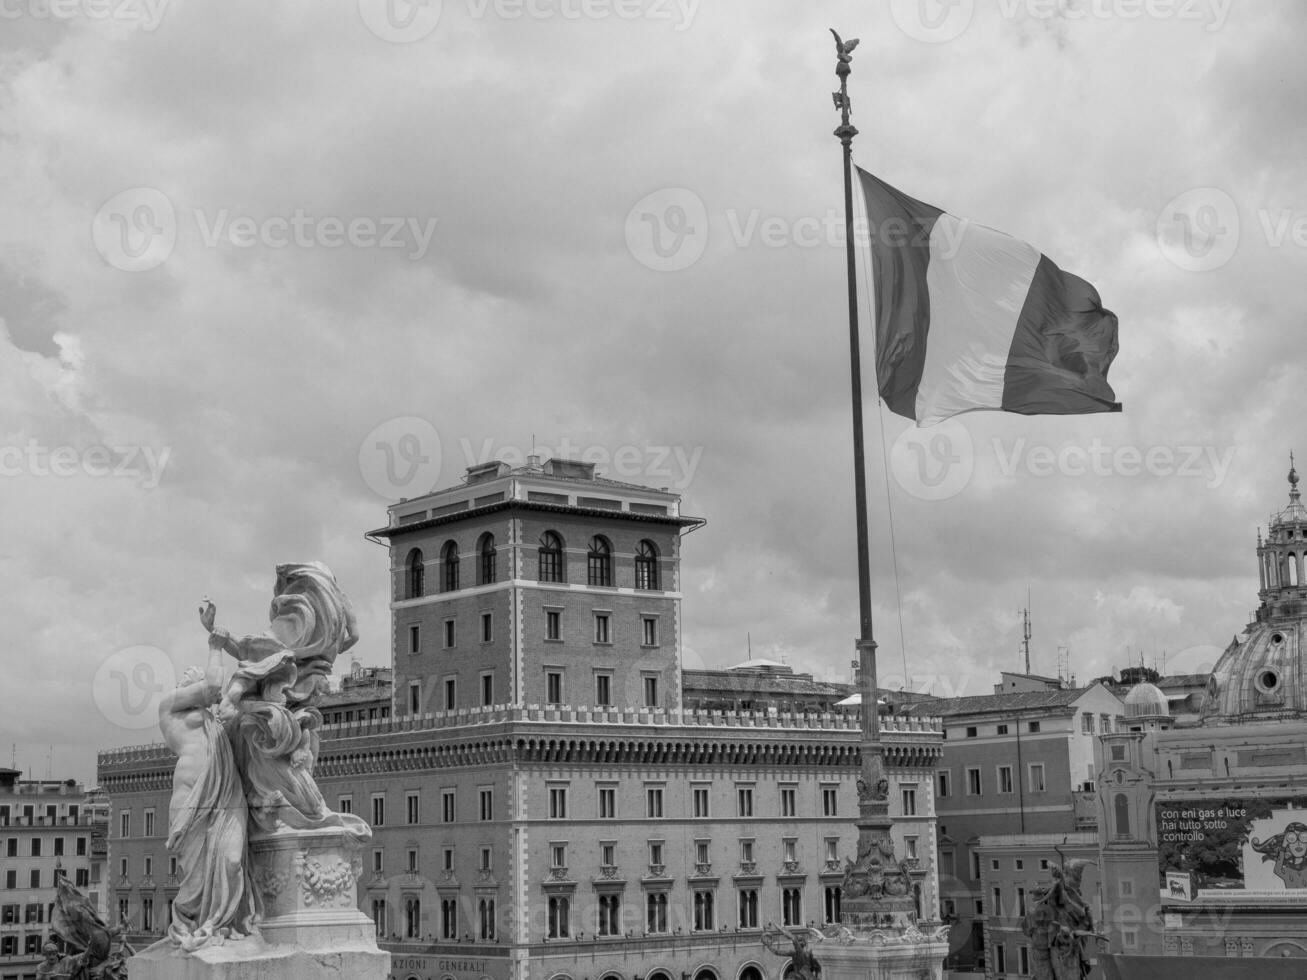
[762,923,823,980]
[1020,853,1101,980]
[40,879,133,979]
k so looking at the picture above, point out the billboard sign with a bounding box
[1157,797,1307,900]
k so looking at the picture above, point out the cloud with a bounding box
[1,0,1304,784]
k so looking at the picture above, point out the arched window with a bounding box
[441,541,459,592]
[1290,554,1300,587]
[739,969,764,980]
[635,539,660,591]
[1114,793,1131,839]
[547,896,570,938]
[693,891,714,931]
[538,531,564,583]
[478,533,497,586]
[478,898,496,940]
[588,536,613,587]
[404,897,421,939]
[646,892,668,933]
[406,548,424,599]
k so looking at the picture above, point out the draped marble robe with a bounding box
[166,708,259,950]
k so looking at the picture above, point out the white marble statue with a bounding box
[158,562,367,955]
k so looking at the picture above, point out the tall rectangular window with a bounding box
[967,767,982,795]
[339,796,353,815]
[406,793,419,825]
[409,624,420,654]
[901,788,917,815]
[144,808,155,837]
[938,770,950,797]
[549,785,568,819]
[1029,763,1046,792]
[119,812,130,839]
[408,682,421,714]
[692,785,710,818]
[371,795,385,827]
[595,673,612,707]
[822,786,838,816]
[780,786,797,817]
[641,617,657,646]
[546,671,563,705]
[1082,713,1095,734]
[443,678,456,711]
[481,613,492,642]
[598,785,617,819]
[998,766,1014,794]
[993,944,1006,973]
[443,619,455,648]
[441,789,455,823]
[594,614,611,644]
[646,785,664,818]
[479,789,493,821]
[545,609,561,640]
[480,673,494,706]
[643,675,659,707]
[737,785,754,817]
[1019,945,1030,975]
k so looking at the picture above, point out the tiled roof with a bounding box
[905,688,1091,718]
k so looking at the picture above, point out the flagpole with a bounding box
[831,28,912,930]
[831,32,877,747]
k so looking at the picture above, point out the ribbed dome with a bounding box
[1124,683,1170,719]
[1202,623,1306,721]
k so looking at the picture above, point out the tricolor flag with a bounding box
[857,168,1121,426]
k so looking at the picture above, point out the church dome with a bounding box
[1124,682,1170,719]
[1204,458,1307,722]
[1202,624,1306,721]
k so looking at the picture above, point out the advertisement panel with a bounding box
[1157,797,1307,900]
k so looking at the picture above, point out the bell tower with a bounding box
[1255,455,1307,623]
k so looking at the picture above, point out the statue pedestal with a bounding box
[817,923,950,980]
[130,828,389,980]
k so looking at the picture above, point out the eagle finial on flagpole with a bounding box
[830,29,860,132]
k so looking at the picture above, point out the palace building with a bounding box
[97,457,945,980]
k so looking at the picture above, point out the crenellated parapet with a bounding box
[102,706,943,783]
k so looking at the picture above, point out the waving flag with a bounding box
[857,168,1121,426]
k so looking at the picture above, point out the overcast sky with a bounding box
[2,1,1303,785]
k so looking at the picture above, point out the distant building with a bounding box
[1097,463,1307,965]
[98,458,945,980]
[906,674,1125,970]
[0,770,108,978]
[681,661,855,715]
